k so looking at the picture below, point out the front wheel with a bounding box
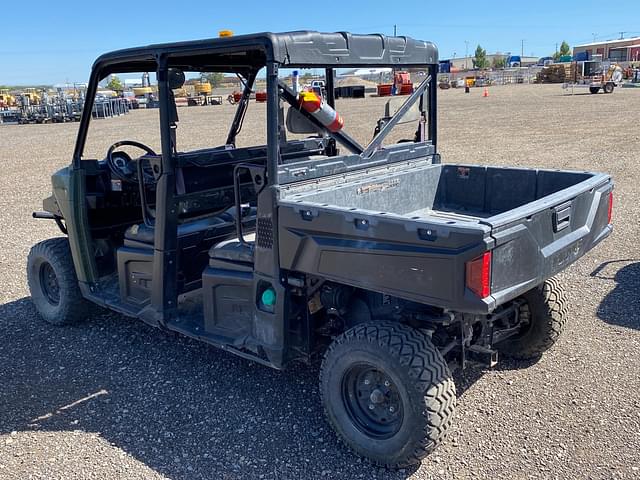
[603,82,614,94]
[320,321,456,468]
[589,86,600,94]
[27,237,98,325]
[497,278,567,360]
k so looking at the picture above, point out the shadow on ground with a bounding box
[1,297,496,479]
[591,260,640,330]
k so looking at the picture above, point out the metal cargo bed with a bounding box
[278,162,613,313]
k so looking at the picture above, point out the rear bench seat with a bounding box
[121,206,256,290]
[209,234,255,264]
[123,206,254,248]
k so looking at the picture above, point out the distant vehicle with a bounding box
[393,71,413,94]
[95,89,117,100]
[537,56,554,66]
[310,79,325,97]
[439,60,451,73]
[438,75,451,89]
[121,91,139,109]
[506,55,521,67]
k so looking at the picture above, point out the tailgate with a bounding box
[486,172,613,305]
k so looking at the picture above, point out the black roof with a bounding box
[93,31,438,76]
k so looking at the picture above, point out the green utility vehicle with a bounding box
[28,31,613,467]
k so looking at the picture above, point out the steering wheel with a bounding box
[106,140,157,184]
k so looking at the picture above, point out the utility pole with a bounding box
[555,42,558,57]
[393,24,397,36]
[619,31,626,40]
[521,39,524,59]
[592,33,597,42]
[465,40,469,70]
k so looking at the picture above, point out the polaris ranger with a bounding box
[28,31,614,467]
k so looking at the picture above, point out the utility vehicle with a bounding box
[28,31,613,467]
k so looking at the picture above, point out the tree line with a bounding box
[471,41,571,69]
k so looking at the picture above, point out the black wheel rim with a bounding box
[341,363,403,439]
[39,262,60,305]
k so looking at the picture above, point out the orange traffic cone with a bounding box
[483,87,489,97]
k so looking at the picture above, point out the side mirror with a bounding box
[285,106,321,134]
[384,97,421,124]
[168,69,185,90]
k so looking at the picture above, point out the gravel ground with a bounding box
[1,83,639,480]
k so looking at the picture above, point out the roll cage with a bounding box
[74,31,439,169]
[69,31,440,324]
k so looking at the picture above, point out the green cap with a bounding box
[261,288,276,306]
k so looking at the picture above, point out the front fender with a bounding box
[48,166,98,285]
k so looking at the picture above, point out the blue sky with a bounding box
[1,0,638,84]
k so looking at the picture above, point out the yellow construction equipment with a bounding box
[172,87,187,98]
[22,88,41,105]
[194,81,212,95]
[97,89,118,98]
[132,86,153,96]
[0,89,16,107]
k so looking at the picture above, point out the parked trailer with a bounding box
[563,61,623,94]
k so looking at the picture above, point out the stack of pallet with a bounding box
[568,63,584,83]
[536,64,568,83]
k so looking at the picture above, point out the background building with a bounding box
[446,54,538,71]
[573,37,640,62]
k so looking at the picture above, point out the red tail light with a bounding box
[466,251,492,298]
[607,191,613,225]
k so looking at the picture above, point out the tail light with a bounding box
[466,251,492,298]
[607,191,613,225]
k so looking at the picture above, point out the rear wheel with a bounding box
[603,82,614,94]
[589,86,600,94]
[320,321,456,467]
[27,237,97,325]
[497,278,567,360]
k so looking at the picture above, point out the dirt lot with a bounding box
[1,83,639,479]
